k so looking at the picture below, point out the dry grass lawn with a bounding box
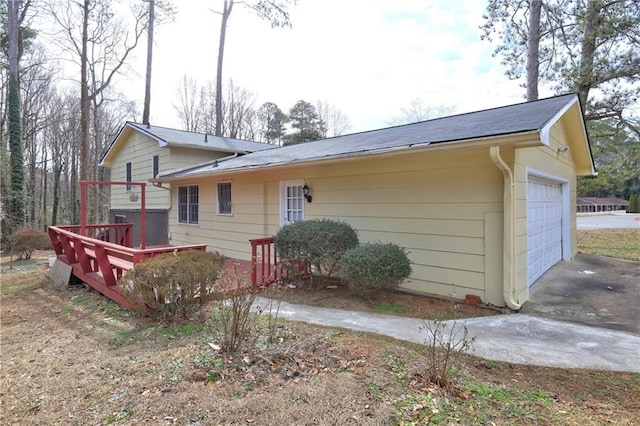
[577,228,640,261]
[1,251,639,425]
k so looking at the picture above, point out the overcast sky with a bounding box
[123,0,555,133]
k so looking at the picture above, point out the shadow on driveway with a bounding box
[521,254,640,335]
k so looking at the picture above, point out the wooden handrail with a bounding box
[48,225,207,310]
[250,237,279,287]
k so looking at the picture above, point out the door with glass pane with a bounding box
[280,180,305,226]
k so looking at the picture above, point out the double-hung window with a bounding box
[217,182,232,215]
[125,162,132,190]
[178,185,199,224]
[152,155,159,178]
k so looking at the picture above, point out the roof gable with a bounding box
[160,93,595,180]
[99,122,275,167]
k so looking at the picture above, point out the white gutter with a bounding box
[489,146,522,311]
[154,153,240,181]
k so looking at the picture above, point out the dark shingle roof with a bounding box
[126,122,275,153]
[160,94,581,179]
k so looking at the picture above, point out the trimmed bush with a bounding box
[122,250,225,321]
[629,194,639,213]
[340,242,412,298]
[10,226,51,259]
[274,219,359,278]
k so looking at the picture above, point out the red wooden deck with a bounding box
[48,225,281,312]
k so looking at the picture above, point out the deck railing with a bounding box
[48,225,206,311]
[250,237,280,287]
[57,223,133,247]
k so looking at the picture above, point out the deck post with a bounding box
[80,182,86,237]
[251,240,258,286]
[140,183,146,249]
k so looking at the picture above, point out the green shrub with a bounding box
[340,242,412,298]
[274,219,359,278]
[122,250,225,321]
[10,226,51,259]
[629,194,639,213]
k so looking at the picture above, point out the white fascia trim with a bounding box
[539,95,579,146]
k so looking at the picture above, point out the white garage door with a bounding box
[527,175,563,286]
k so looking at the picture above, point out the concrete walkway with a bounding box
[253,297,640,373]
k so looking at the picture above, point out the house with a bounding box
[99,122,275,246]
[577,197,629,213]
[112,93,594,309]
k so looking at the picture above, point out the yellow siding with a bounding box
[109,132,171,209]
[513,119,579,301]
[107,134,223,210]
[168,147,506,305]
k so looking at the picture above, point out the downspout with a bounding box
[489,146,522,310]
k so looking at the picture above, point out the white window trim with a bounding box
[279,180,305,227]
[177,185,199,225]
[217,181,233,216]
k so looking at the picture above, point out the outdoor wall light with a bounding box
[129,192,139,202]
[557,146,569,153]
[303,184,312,203]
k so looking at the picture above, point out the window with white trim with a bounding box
[125,162,132,190]
[217,181,232,215]
[152,155,159,178]
[178,185,199,224]
[279,180,304,226]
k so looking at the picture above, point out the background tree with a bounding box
[285,99,325,145]
[142,0,176,125]
[482,0,639,129]
[315,100,351,137]
[526,0,542,101]
[221,79,257,140]
[482,0,640,199]
[142,0,154,125]
[389,98,456,125]
[174,76,259,139]
[46,0,146,222]
[257,101,287,144]
[212,0,296,136]
[174,75,204,132]
[4,0,32,234]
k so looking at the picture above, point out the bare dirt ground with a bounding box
[1,252,639,425]
[261,277,499,321]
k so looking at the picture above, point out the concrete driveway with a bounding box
[522,254,640,335]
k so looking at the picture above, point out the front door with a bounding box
[279,180,305,226]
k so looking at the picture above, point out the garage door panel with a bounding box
[527,176,563,286]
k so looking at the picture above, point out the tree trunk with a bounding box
[41,149,48,229]
[142,0,155,124]
[526,0,542,101]
[7,0,24,232]
[215,0,233,136]
[577,0,601,107]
